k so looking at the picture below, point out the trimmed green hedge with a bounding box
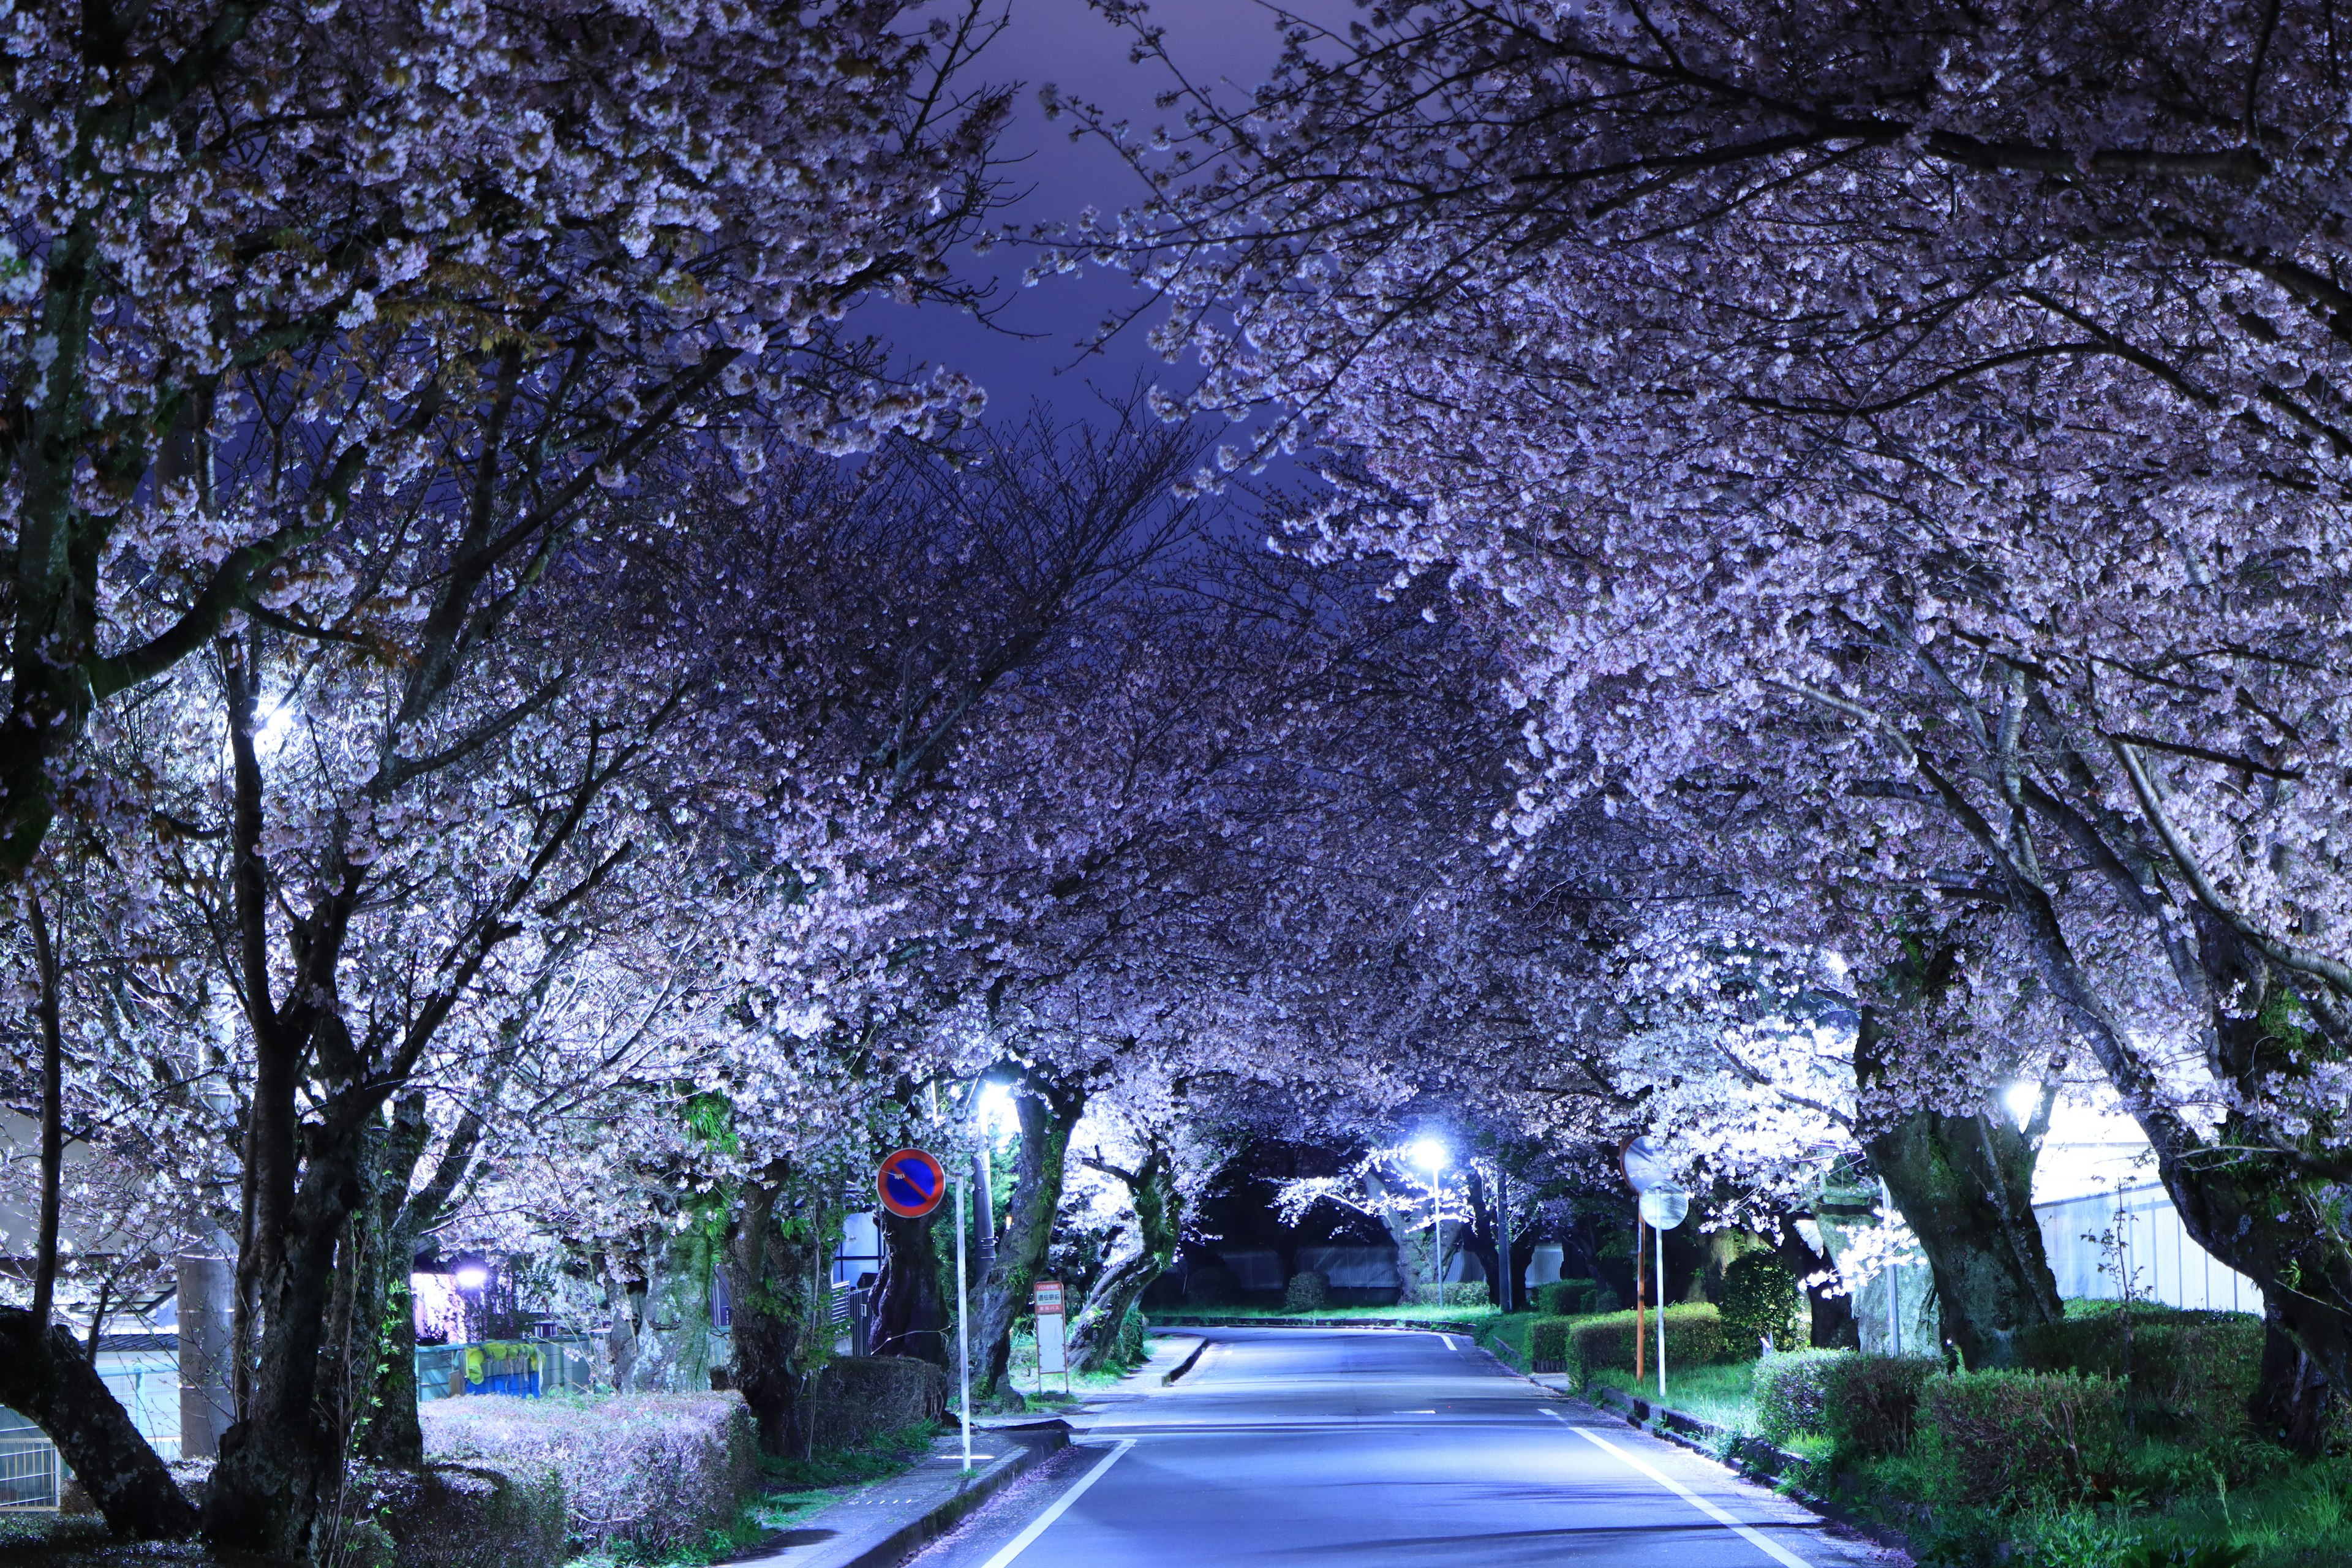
[1917,1370,2128,1506]
[1754,1349,1936,1459]
[1536,1278,1619,1316]
[2015,1306,2261,1434]
[1528,1303,1746,1376]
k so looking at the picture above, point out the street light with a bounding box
[1411,1140,1447,1301]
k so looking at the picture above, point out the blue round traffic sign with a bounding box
[877,1148,948,1218]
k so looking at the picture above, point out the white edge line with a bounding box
[1549,1412,1812,1568]
[975,1438,1134,1568]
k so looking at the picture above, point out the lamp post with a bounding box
[1411,1139,1448,1302]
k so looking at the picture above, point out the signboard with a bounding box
[1033,1279,1066,1377]
[876,1148,948,1218]
[1638,1188,1691,1229]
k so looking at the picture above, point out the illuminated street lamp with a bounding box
[1411,1139,1448,1299]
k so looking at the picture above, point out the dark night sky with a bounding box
[878,0,1306,427]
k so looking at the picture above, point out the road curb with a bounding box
[1159,1338,1208,1385]
[1581,1385,1916,1558]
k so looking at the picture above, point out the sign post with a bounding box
[873,1149,965,1471]
[1033,1279,1067,1393]
[1638,1186,1691,1399]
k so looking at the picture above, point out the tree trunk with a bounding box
[1461,1169,1502,1305]
[1068,1150,1180,1371]
[2255,1299,2340,1458]
[871,1209,950,1366]
[0,1310,196,1539]
[203,1118,372,1560]
[728,1178,810,1457]
[971,1070,1085,1403]
[1855,943,2063,1370]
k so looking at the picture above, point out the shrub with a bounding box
[2016,1307,2262,1434]
[1529,1316,1575,1371]
[345,1458,569,1568]
[1284,1270,1330,1312]
[1719,1254,1803,1352]
[1753,1349,1847,1447]
[1569,1304,1745,1377]
[1404,1280,1489,1308]
[1537,1278,1599,1316]
[1822,1355,1938,1460]
[1917,1371,2128,1507]
[807,1355,946,1452]
[421,1392,756,1559]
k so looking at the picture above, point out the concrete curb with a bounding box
[1159,1338,1208,1385]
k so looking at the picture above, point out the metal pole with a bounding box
[1495,1168,1510,1313]
[1656,1221,1668,1399]
[956,1178,972,1471]
[1634,1213,1646,1381]
[1432,1160,1444,1300]
[1882,1177,1900,1355]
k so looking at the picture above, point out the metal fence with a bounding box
[0,1408,60,1510]
[2034,1183,2263,1314]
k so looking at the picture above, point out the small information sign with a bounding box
[1033,1279,1067,1379]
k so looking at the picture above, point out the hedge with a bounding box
[1528,1304,1746,1376]
[1284,1270,1330,1312]
[421,1391,756,1559]
[341,1458,570,1568]
[2015,1307,2261,1433]
[1535,1278,1619,1316]
[1752,1349,1937,1459]
[1917,1371,2128,1507]
[806,1356,946,1453]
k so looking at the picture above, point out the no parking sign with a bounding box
[876,1148,948,1218]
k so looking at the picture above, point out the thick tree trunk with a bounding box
[871,1209,950,1366]
[728,1178,810,1457]
[972,1071,1085,1403]
[1068,1150,1180,1371]
[0,1310,197,1539]
[204,1121,371,1560]
[1855,941,2063,1369]
[1862,1104,2062,1368]
[2255,1300,2340,1458]
[1461,1169,1502,1305]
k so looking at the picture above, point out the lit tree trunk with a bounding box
[728,1169,812,1457]
[1068,1148,1180,1371]
[1773,1218,1856,1349]
[971,1071,1086,1403]
[1855,941,2063,1368]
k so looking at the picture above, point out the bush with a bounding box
[1822,1355,1937,1460]
[2016,1307,2261,1434]
[1284,1270,1330,1312]
[1404,1280,1489,1308]
[1537,1278,1598,1316]
[807,1355,947,1452]
[345,1458,570,1568]
[422,1392,756,1559]
[1719,1254,1803,1352]
[1569,1304,1746,1377]
[1917,1370,2128,1507]
[1754,1349,1846,1447]
[1529,1316,1575,1371]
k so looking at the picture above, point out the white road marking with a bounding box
[1547,1411,1813,1568]
[975,1439,1135,1568]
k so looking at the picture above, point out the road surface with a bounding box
[908,1327,1902,1568]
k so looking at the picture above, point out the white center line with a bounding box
[975,1439,1135,1568]
[1545,1410,1813,1568]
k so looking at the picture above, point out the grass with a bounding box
[1586,1360,1763,1434]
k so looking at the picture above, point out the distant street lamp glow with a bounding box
[1414,1139,1449,1300]
[2004,1081,2039,1127]
[1410,1137,1447,1171]
[453,1259,490,1292]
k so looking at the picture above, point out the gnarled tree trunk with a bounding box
[1068,1147,1180,1371]
[971,1069,1086,1403]
[0,1311,197,1539]
[728,1172,812,1457]
[871,1209,950,1367]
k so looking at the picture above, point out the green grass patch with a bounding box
[1477,1311,1539,1365]
[1587,1361,1763,1434]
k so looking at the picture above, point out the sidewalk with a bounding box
[727,1427,1063,1568]
[730,1335,1202,1567]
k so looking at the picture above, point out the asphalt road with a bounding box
[907,1327,1904,1568]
